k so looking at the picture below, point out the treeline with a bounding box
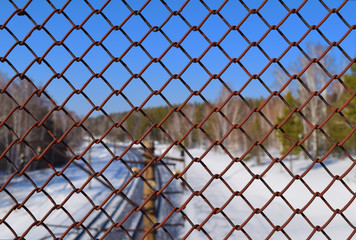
[85,74,355,162]
[274,44,356,158]
[86,44,356,161]
[0,74,82,172]
[85,93,283,154]
[1,42,354,172]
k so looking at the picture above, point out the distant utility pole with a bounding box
[143,141,156,240]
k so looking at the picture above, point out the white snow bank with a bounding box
[180,148,356,239]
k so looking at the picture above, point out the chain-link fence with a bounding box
[0,0,356,239]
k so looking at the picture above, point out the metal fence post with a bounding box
[143,141,156,240]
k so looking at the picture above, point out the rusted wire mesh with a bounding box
[0,0,356,239]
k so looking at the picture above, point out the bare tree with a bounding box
[275,42,337,156]
[0,73,83,172]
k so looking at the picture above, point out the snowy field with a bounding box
[0,144,144,240]
[175,148,356,239]
[0,143,355,239]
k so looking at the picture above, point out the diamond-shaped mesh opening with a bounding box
[200,14,229,42]
[245,112,273,141]
[160,110,191,142]
[224,194,253,223]
[24,30,54,58]
[122,79,151,107]
[283,213,313,239]
[278,46,306,73]
[200,47,230,75]
[225,129,252,155]
[142,32,171,58]
[82,47,112,74]
[180,1,209,26]
[181,31,210,58]
[299,1,329,26]
[81,14,111,42]
[161,47,191,75]
[263,196,294,225]
[324,213,355,240]
[180,62,211,91]
[203,212,233,238]
[200,80,228,105]
[283,179,314,209]
[220,30,250,60]
[6,207,34,236]
[240,46,270,75]
[83,78,113,107]
[319,13,350,43]
[102,30,131,57]
[63,29,93,57]
[6,13,34,40]
[302,165,334,193]
[243,213,274,239]
[223,159,253,186]
[123,16,150,42]
[240,13,269,43]
[262,162,294,191]
[325,112,353,141]
[7,174,36,203]
[260,30,289,59]
[201,111,230,141]
[279,13,309,43]
[259,0,288,25]
[1,0,355,239]
[182,194,212,224]
[45,45,74,73]
[323,179,354,210]
[223,96,251,122]
[243,179,273,208]
[6,46,35,73]
[25,191,54,219]
[161,15,190,43]
[303,196,334,226]
[203,183,232,209]
[184,161,211,191]
[200,146,232,175]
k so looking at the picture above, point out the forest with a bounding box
[0,43,355,172]
[0,74,82,172]
[85,43,356,162]
[85,63,355,162]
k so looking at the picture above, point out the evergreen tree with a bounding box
[344,63,356,123]
[276,91,303,155]
[328,63,356,152]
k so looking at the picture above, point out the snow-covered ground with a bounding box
[175,147,356,239]
[1,143,355,239]
[0,143,144,240]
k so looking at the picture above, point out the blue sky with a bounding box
[0,0,355,116]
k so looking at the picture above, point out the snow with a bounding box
[1,143,356,239]
[178,148,356,239]
[0,143,143,240]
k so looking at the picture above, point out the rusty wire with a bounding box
[0,0,356,239]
